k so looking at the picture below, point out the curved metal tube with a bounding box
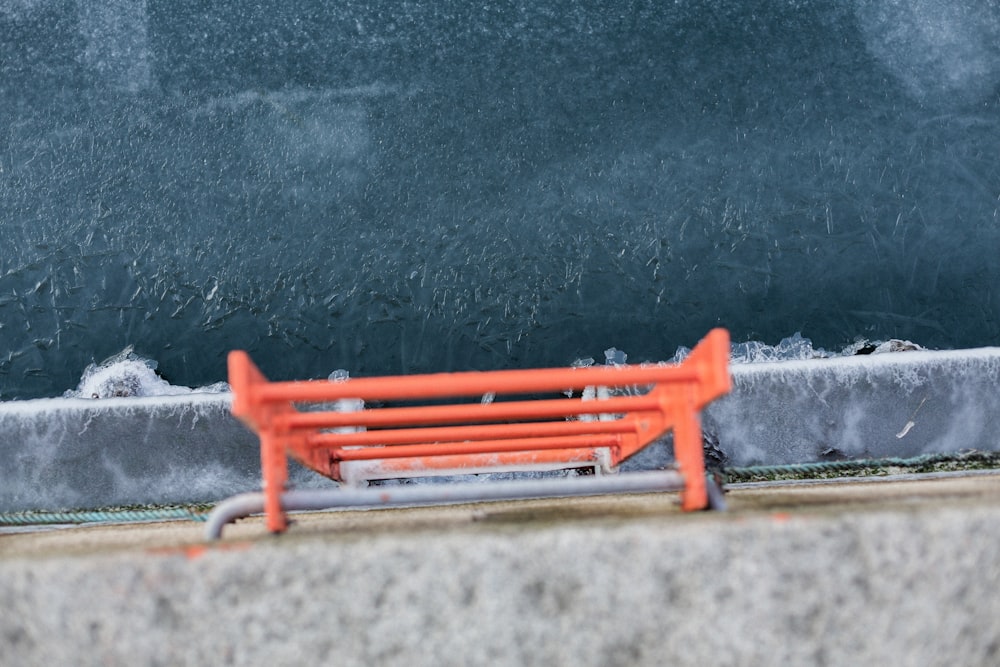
[205,469,690,539]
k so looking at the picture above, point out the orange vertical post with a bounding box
[671,394,708,511]
[260,431,289,533]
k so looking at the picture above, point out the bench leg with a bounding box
[261,432,289,533]
[673,408,708,511]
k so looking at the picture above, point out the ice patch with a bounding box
[77,0,153,93]
[855,0,1000,106]
[670,332,925,366]
[0,0,46,20]
[59,333,928,403]
[64,347,228,399]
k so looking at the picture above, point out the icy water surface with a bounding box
[2,1,1000,399]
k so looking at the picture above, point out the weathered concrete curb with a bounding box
[706,346,1000,465]
[3,496,999,666]
[4,347,1000,511]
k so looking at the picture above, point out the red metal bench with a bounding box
[226,328,731,533]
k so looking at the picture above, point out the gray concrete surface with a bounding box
[0,394,331,512]
[704,347,1000,465]
[2,474,999,666]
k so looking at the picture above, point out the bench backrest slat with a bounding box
[279,394,663,431]
[255,364,700,404]
[308,416,638,448]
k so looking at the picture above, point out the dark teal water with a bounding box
[2,1,999,399]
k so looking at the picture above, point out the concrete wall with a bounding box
[2,497,999,666]
[3,347,999,511]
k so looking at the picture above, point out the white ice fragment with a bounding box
[896,396,928,438]
[566,357,595,397]
[580,384,613,422]
[64,348,233,399]
[66,347,190,399]
[872,339,925,354]
[604,347,627,366]
[730,332,826,364]
[326,368,363,433]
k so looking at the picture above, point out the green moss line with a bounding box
[722,450,1000,483]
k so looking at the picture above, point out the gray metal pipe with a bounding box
[205,469,698,539]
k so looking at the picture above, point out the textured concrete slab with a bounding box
[706,347,1000,465]
[0,394,329,512]
[2,474,999,666]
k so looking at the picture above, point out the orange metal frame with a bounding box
[228,328,732,532]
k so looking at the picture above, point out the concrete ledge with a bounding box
[707,346,1000,465]
[2,476,999,666]
[4,347,1000,511]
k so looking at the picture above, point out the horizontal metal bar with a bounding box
[279,394,662,430]
[205,470,687,539]
[338,448,608,483]
[257,364,698,403]
[330,434,623,461]
[305,415,643,448]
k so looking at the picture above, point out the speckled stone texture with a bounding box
[2,501,999,666]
